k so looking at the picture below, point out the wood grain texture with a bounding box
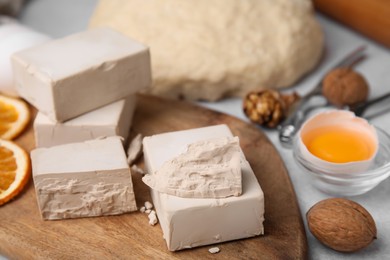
[0,94,307,259]
[314,0,390,48]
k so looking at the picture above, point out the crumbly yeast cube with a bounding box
[12,27,151,122]
[143,124,265,251]
[34,95,136,148]
[31,137,137,220]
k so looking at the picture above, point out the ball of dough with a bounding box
[90,0,324,101]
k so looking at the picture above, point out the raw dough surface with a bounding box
[90,0,323,101]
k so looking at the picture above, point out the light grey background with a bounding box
[3,0,390,259]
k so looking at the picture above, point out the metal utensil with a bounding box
[278,46,367,148]
[351,92,390,117]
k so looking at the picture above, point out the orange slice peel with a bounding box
[0,139,30,206]
[0,94,30,140]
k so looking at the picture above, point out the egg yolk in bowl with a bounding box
[302,124,378,163]
[298,110,378,174]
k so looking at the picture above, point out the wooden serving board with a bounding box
[0,94,307,259]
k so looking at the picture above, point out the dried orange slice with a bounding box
[0,94,30,140]
[0,139,30,206]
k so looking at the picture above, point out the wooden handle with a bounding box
[313,0,390,48]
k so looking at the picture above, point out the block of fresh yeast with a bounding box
[12,28,151,122]
[34,95,136,147]
[143,124,265,251]
[31,136,137,220]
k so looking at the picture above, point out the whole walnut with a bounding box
[243,89,299,128]
[322,68,369,107]
[307,198,377,252]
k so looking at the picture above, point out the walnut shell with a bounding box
[322,68,369,107]
[307,198,377,252]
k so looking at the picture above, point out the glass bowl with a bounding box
[293,126,390,196]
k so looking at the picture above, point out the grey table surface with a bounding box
[3,0,390,259]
